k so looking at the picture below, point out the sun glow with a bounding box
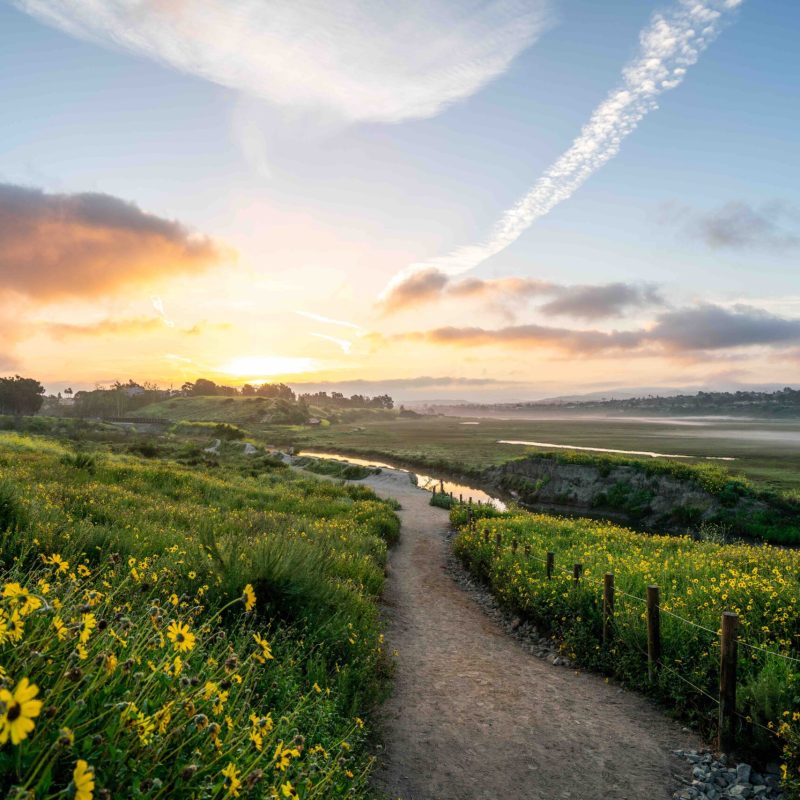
[218,355,317,379]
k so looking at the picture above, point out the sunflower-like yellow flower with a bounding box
[167,620,196,653]
[242,584,256,613]
[79,613,97,644]
[221,762,241,797]
[281,781,298,798]
[252,633,273,664]
[2,609,24,644]
[73,759,95,800]
[0,677,42,745]
[2,583,42,616]
[273,741,300,771]
[42,553,69,573]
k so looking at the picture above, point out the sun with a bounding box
[218,356,316,380]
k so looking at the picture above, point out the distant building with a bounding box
[307,417,321,425]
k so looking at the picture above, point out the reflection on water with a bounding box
[498,440,736,461]
[298,450,506,510]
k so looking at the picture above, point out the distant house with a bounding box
[307,417,321,426]
[123,386,146,398]
[59,397,75,406]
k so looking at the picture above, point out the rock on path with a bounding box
[359,467,700,800]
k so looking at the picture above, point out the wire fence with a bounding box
[464,510,799,751]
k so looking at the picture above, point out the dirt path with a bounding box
[358,467,699,800]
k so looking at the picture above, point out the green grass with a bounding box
[0,429,399,798]
[137,396,309,425]
[288,414,800,495]
[287,416,800,544]
[294,456,379,481]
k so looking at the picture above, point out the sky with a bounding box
[1,0,799,401]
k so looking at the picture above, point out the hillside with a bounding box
[487,453,800,543]
[136,395,397,426]
[136,395,310,424]
[0,428,399,798]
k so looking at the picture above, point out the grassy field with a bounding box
[137,396,395,427]
[450,503,800,788]
[0,428,399,798]
[287,414,800,496]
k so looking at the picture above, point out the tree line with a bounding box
[2,375,394,417]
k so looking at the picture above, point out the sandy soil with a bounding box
[359,467,699,800]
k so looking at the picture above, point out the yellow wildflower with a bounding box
[2,583,42,616]
[0,677,42,745]
[167,620,196,653]
[221,762,241,797]
[242,583,256,612]
[73,759,95,800]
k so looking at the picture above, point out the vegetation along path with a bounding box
[358,467,699,800]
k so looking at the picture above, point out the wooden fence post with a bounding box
[483,528,490,543]
[494,532,502,551]
[573,563,583,585]
[511,538,518,554]
[523,543,531,558]
[459,493,463,503]
[603,573,614,645]
[546,551,554,580]
[646,585,661,682]
[718,611,739,754]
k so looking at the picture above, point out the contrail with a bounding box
[295,310,362,330]
[389,0,743,289]
[311,333,353,354]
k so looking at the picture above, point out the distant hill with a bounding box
[136,395,396,425]
[136,395,309,424]
[444,387,800,418]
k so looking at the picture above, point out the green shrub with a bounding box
[0,480,26,533]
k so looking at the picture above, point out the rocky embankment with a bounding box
[483,456,787,537]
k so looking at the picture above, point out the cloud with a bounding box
[379,268,554,312]
[39,317,227,339]
[393,303,800,356]
[379,269,451,311]
[650,304,800,351]
[14,0,549,124]
[43,317,165,339]
[380,268,662,320]
[663,200,800,250]
[539,283,664,320]
[291,376,521,392]
[386,0,742,290]
[407,323,644,354]
[0,183,230,300]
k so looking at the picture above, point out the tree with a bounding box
[0,376,46,416]
[192,378,218,396]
